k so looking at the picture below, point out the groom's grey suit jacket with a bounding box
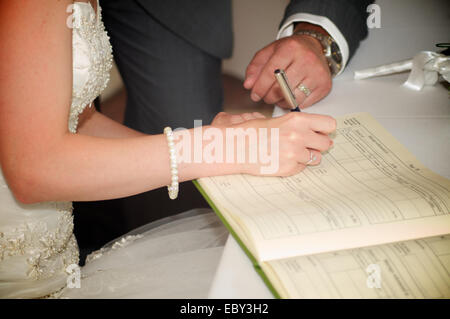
[135,0,373,61]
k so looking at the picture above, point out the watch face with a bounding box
[330,41,342,64]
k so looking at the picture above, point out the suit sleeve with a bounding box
[279,0,374,74]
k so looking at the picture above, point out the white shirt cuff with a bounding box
[277,13,349,76]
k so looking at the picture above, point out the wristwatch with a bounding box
[294,30,342,77]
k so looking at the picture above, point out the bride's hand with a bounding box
[229,112,337,176]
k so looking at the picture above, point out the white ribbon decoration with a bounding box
[354,51,450,91]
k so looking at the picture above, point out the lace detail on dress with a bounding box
[69,2,113,133]
[0,208,79,280]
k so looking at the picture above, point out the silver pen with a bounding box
[274,69,300,112]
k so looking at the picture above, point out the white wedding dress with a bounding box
[0,1,227,299]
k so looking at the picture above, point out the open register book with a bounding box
[194,113,450,298]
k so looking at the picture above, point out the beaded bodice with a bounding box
[0,1,112,298]
[70,1,113,132]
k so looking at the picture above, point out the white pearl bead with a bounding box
[169,193,177,200]
[172,175,179,182]
[171,168,178,175]
[171,162,177,168]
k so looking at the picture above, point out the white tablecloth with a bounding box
[208,0,450,298]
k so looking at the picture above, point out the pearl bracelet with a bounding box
[163,127,179,200]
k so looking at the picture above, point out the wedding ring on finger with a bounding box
[306,150,317,165]
[297,83,311,97]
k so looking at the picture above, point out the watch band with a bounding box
[293,30,342,76]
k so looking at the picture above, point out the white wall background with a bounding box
[223,0,289,79]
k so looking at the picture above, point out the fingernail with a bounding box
[243,79,251,89]
[330,140,334,146]
[251,93,261,102]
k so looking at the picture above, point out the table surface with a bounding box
[208,0,450,298]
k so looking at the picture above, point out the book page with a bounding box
[197,113,450,261]
[262,235,450,298]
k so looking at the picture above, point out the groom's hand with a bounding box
[244,23,332,110]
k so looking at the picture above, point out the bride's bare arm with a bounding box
[76,106,145,138]
[0,1,238,203]
[0,1,336,204]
